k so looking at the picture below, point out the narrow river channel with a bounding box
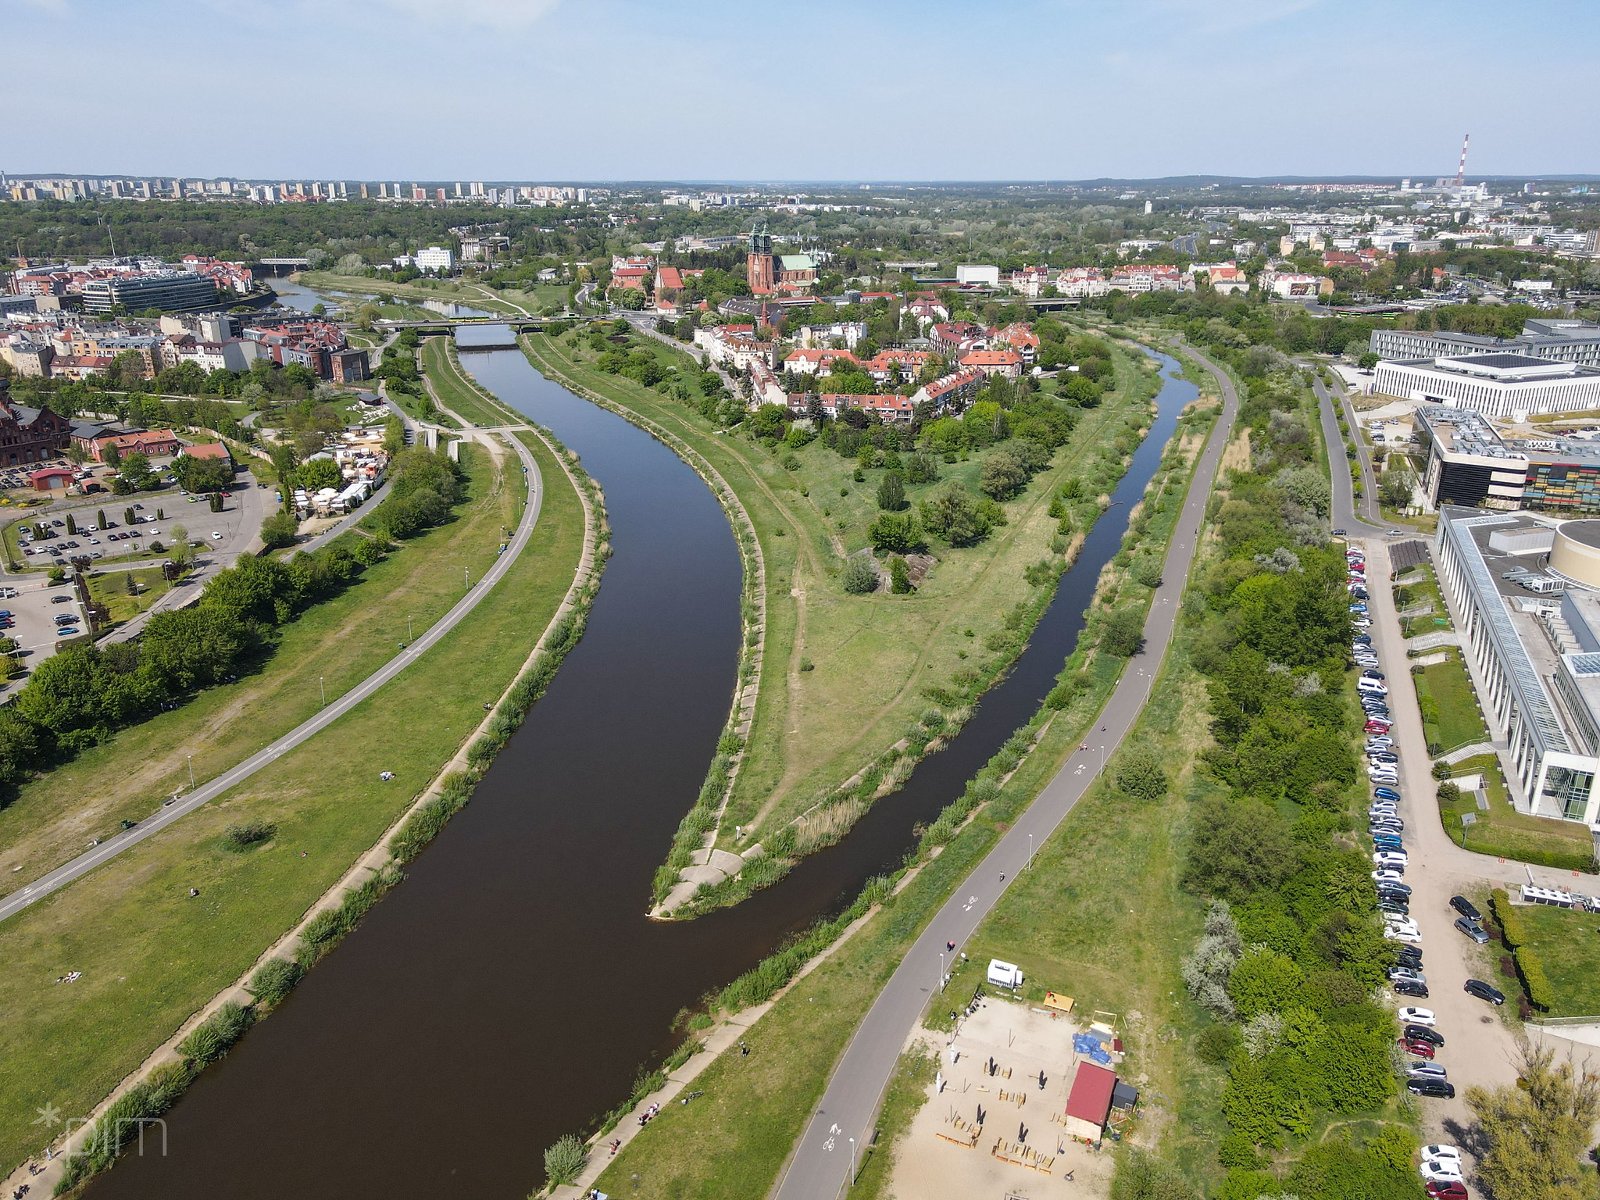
[89,348,1195,1199]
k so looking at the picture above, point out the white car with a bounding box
[211,531,224,541]
[1373,869,1404,884]
[1422,1145,1462,1162]
[1408,1062,1447,1078]
[1399,1006,1436,1026]
[1421,1161,1464,1184]
[1384,926,1422,945]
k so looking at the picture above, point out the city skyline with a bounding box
[7,0,1599,181]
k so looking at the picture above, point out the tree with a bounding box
[980,449,1032,500]
[1115,747,1169,801]
[920,483,1001,547]
[843,556,879,594]
[889,556,912,594]
[120,452,155,491]
[1357,352,1379,370]
[294,458,343,491]
[169,524,195,569]
[1467,1038,1600,1200]
[1183,795,1300,903]
[66,513,77,535]
[869,511,924,554]
[876,470,907,511]
[260,512,299,550]
[172,453,235,495]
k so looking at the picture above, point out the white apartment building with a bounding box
[415,246,454,272]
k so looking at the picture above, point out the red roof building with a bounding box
[958,348,1024,379]
[1063,1062,1117,1143]
[31,466,76,490]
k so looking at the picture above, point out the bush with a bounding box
[1100,606,1146,657]
[1115,747,1169,801]
[543,1133,587,1187]
[260,510,299,549]
[843,556,879,594]
[1490,888,1525,948]
[1437,781,1461,803]
[222,820,277,852]
[178,1001,255,1066]
[1516,944,1555,1011]
[247,957,305,1008]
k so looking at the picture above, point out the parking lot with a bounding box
[0,575,87,691]
[5,469,265,580]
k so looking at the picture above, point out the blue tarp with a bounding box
[1073,1033,1112,1064]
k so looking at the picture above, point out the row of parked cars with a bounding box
[1348,543,1503,1199]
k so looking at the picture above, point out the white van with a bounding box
[1357,677,1388,695]
[987,959,1024,989]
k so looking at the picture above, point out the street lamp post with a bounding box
[848,1136,856,1190]
[1027,832,1034,871]
[187,754,195,790]
[407,614,414,642]
[320,675,326,706]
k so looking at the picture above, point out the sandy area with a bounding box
[886,997,1120,1199]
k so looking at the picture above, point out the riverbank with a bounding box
[518,331,770,915]
[567,345,1226,1198]
[520,326,1160,916]
[0,426,593,1184]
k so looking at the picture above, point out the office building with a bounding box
[1434,507,1600,825]
[1370,319,1600,369]
[1372,353,1600,419]
[79,272,219,315]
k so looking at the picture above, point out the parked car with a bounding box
[1409,1078,1456,1098]
[1399,1006,1436,1026]
[1404,1038,1437,1059]
[1450,896,1483,922]
[1464,979,1506,1005]
[1373,786,1401,801]
[1422,1145,1463,1162]
[1388,965,1424,983]
[1373,869,1405,885]
[1425,1182,1468,1200]
[1405,1023,1444,1045]
[1454,916,1490,944]
[1383,882,1415,899]
[1409,1062,1448,1079]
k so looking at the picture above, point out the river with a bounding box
[89,348,1195,1199]
[267,275,495,319]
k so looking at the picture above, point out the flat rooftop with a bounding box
[1560,519,1600,551]
[1460,352,1558,370]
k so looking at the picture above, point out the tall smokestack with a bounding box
[1455,133,1471,187]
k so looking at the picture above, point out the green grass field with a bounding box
[299,271,527,317]
[85,565,174,625]
[1519,905,1600,1017]
[523,330,1159,852]
[1413,651,1489,753]
[0,444,517,892]
[0,429,585,1178]
[586,350,1222,1198]
[420,338,514,427]
[1439,753,1596,871]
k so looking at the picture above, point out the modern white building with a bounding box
[414,245,454,273]
[1435,507,1600,825]
[955,264,999,287]
[1373,353,1600,420]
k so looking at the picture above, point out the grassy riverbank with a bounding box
[0,447,514,888]
[421,337,515,427]
[298,271,527,317]
[579,351,1221,1198]
[521,329,1160,896]
[0,432,585,1177]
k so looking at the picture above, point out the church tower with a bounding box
[746,222,775,292]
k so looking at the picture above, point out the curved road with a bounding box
[772,344,1242,1200]
[0,430,543,923]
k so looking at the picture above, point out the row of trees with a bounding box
[1162,369,1418,1200]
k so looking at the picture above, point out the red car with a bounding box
[1365,721,1391,733]
[1403,1038,1436,1059]
[1426,1182,1468,1199]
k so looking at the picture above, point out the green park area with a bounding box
[1412,651,1488,753]
[299,270,527,317]
[522,326,1163,878]
[85,565,176,625]
[0,439,521,890]
[1439,753,1596,872]
[420,337,516,427]
[597,369,1423,1200]
[0,428,585,1177]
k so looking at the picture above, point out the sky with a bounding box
[7,0,1599,182]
